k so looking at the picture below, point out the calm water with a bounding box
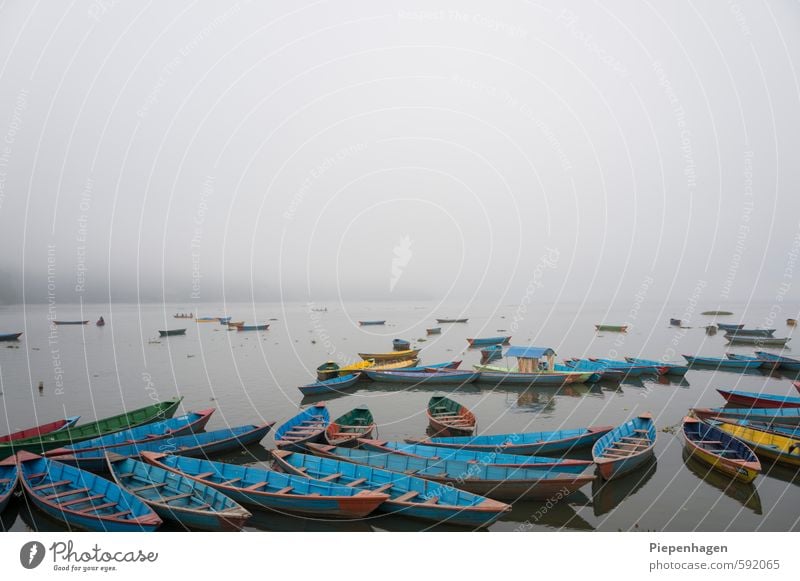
[1,300,798,532]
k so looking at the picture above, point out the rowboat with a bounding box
[173,313,194,319]
[727,354,777,369]
[474,364,590,385]
[564,358,646,377]
[0,398,183,458]
[324,406,375,446]
[693,407,800,426]
[358,349,420,362]
[158,328,186,337]
[392,338,411,351]
[559,360,624,382]
[682,355,763,370]
[195,317,217,322]
[363,369,480,384]
[143,452,387,519]
[592,414,656,480]
[466,336,511,347]
[590,358,668,375]
[681,417,760,483]
[725,328,776,337]
[358,320,386,326]
[726,335,790,346]
[669,318,682,326]
[218,317,232,324]
[427,395,476,436]
[717,389,800,408]
[271,449,509,528]
[274,404,330,451]
[401,360,461,372]
[407,425,613,456]
[1,416,80,443]
[52,320,89,325]
[595,324,627,332]
[227,321,244,328]
[50,424,274,472]
[436,318,468,323]
[0,332,22,341]
[709,421,800,468]
[702,311,734,316]
[298,373,360,397]
[0,458,19,514]
[316,361,341,381]
[370,359,420,371]
[107,454,250,531]
[237,324,269,331]
[17,452,161,531]
[624,357,689,376]
[45,409,214,458]
[356,439,593,473]
[480,345,503,364]
[717,323,745,331]
[753,351,800,371]
[704,418,800,439]
[303,443,596,501]
[426,327,442,335]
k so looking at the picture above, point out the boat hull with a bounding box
[592,415,656,481]
[717,389,800,408]
[299,373,360,397]
[682,417,760,484]
[0,332,22,341]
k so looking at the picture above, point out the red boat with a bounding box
[0,416,80,444]
[716,388,800,408]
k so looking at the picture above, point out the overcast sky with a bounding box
[0,1,798,307]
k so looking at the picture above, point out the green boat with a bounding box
[324,405,376,447]
[158,328,187,337]
[702,311,734,316]
[0,397,183,458]
[595,324,628,332]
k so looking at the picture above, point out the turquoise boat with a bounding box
[693,407,800,426]
[753,351,800,371]
[236,324,269,331]
[559,360,624,382]
[401,360,461,372]
[683,355,763,370]
[625,357,689,376]
[274,404,330,451]
[298,374,360,397]
[0,458,19,513]
[592,414,656,480]
[466,336,511,347]
[590,358,668,375]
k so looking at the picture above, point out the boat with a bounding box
[693,407,800,426]
[107,454,251,531]
[717,323,745,331]
[358,320,386,326]
[158,328,186,337]
[218,317,232,324]
[274,404,330,452]
[406,425,613,456]
[681,417,760,483]
[682,355,763,370]
[358,349,420,362]
[624,357,688,376]
[726,336,790,346]
[195,317,217,322]
[226,321,244,328]
[480,345,503,364]
[324,406,375,446]
[788,319,797,326]
[363,369,479,385]
[16,451,161,531]
[590,358,669,375]
[725,328,776,337]
[333,360,373,376]
[702,311,734,316]
[303,443,595,502]
[299,373,360,397]
[707,421,800,468]
[0,397,183,457]
[727,353,777,369]
[436,318,468,323]
[595,324,628,332]
[427,395,476,436]
[466,336,511,347]
[392,338,411,351]
[237,323,269,331]
[753,351,800,371]
[475,364,590,385]
[370,359,420,371]
[426,327,442,335]
[356,439,593,473]
[316,361,340,381]
[559,359,624,382]
[1,416,80,443]
[173,313,194,319]
[717,389,800,408]
[669,318,682,326]
[0,458,19,513]
[564,358,647,377]
[96,317,105,326]
[592,414,656,480]
[0,332,22,341]
[143,452,388,518]
[271,449,508,527]
[52,320,89,325]
[401,360,461,372]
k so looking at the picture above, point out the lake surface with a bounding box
[1,300,798,532]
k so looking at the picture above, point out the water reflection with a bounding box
[681,449,762,515]
[591,456,657,517]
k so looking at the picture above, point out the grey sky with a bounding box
[0,1,798,306]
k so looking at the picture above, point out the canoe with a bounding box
[560,359,625,382]
[401,360,462,372]
[45,409,214,458]
[363,369,479,384]
[704,417,800,440]
[426,327,442,335]
[325,405,375,446]
[717,389,800,408]
[316,361,340,381]
[681,417,760,483]
[0,458,19,513]
[726,336,790,346]
[195,317,217,322]
[158,328,186,337]
[595,324,627,332]
[703,311,734,316]
[427,395,476,436]
[564,359,645,377]
[0,397,183,458]
[624,357,689,376]
[304,443,595,502]
[218,317,232,324]
[590,358,669,375]
[237,324,269,331]
[466,336,511,347]
[725,329,776,337]
[727,354,776,368]
[717,323,745,331]
[16,451,161,531]
[1,416,80,443]
[753,351,800,371]
[370,359,420,371]
[358,349,420,362]
[669,318,682,326]
[143,452,388,518]
[682,355,763,370]
[299,373,360,397]
[356,439,593,473]
[473,364,590,385]
[392,338,411,351]
[50,424,274,472]
[407,425,613,456]
[271,449,508,528]
[358,320,386,326]
[436,318,468,323]
[592,414,656,480]
[274,404,330,452]
[0,332,22,341]
[480,345,503,364]
[708,421,800,468]
[52,320,89,325]
[107,454,251,531]
[693,407,800,426]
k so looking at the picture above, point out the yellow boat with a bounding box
[337,360,375,375]
[371,359,419,371]
[714,421,800,468]
[358,349,420,362]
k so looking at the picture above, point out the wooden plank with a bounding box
[105,510,132,518]
[61,494,104,507]
[244,481,268,491]
[193,472,215,480]
[372,483,393,493]
[319,473,342,482]
[220,477,242,486]
[160,492,193,502]
[423,496,439,505]
[345,478,367,487]
[274,486,293,494]
[32,479,71,491]
[130,482,169,493]
[78,501,118,514]
[394,491,420,502]
[44,487,90,501]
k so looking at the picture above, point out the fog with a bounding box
[0,1,798,308]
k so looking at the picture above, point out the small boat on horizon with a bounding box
[426,327,442,335]
[358,320,386,326]
[726,335,790,346]
[52,320,89,325]
[466,336,511,347]
[0,332,22,341]
[595,324,628,332]
[158,328,187,337]
[237,324,269,331]
[436,318,468,323]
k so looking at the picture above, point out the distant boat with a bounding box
[363,369,479,385]
[717,389,800,408]
[358,349,420,362]
[96,317,105,326]
[316,361,340,381]
[195,317,217,323]
[595,324,628,332]
[52,320,89,325]
[702,311,734,316]
[726,336,790,346]
[589,358,668,375]
[727,354,778,369]
[624,357,688,376]
[717,323,745,331]
[392,338,411,351]
[669,318,682,326]
[158,328,187,337]
[466,336,511,347]
[237,324,269,331]
[174,313,194,319]
[324,405,375,447]
[358,320,386,326]
[751,351,800,371]
[426,327,442,335]
[480,345,503,364]
[436,318,468,323]
[560,360,624,382]
[681,417,760,483]
[725,328,776,338]
[693,406,800,426]
[592,414,656,480]
[787,318,797,326]
[427,395,476,437]
[298,373,360,397]
[0,416,80,443]
[0,332,22,341]
[218,317,232,324]
[683,355,763,370]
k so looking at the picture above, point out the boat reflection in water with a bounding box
[681,449,762,515]
[0,497,19,532]
[591,456,657,517]
[499,490,594,531]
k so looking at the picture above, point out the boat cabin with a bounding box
[505,346,556,372]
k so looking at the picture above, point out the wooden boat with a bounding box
[407,425,613,456]
[195,317,217,322]
[363,369,479,384]
[753,351,800,371]
[303,443,595,502]
[96,317,105,326]
[436,318,468,323]
[358,320,386,326]
[299,373,360,397]
[271,449,508,527]
[17,451,161,531]
[726,335,790,346]
[717,323,745,331]
[0,397,183,458]
[370,359,419,371]
[0,458,19,513]
[560,360,624,382]
[107,454,251,531]
[725,328,776,337]
[708,421,800,468]
[392,338,411,351]
[173,313,194,319]
[592,414,656,480]
[52,320,89,325]
[595,324,628,332]
[316,361,340,381]
[474,364,590,385]
[788,318,797,326]
[1,416,80,443]
[624,357,688,376]
[426,327,442,335]
[693,407,800,426]
[682,355,763,370]
[274,404,330,451]
[226,321,244,328]
[702,311,734,316]
[237,323,269,331]
[669,318,682,326]
[480,345,503,364]
[218,317,232,324]
[158,328,186,337]
[358,349,420,362]
[143,452,388,518]
[590,358,668,375]
[709,418,800,439]
[466,336,511,347]
[324,406,375,446]
[717,389,800,408]
[727,353,777,368]
[356,439,593,473]
[427,395,476,436]
[681,417,760,483]
[564,358,646,377]
[402,360,461,372]
[0,332,22,341]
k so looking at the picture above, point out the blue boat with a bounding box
[682,355,763,370]
[17,451,161,531]
[592,414,656,480]
[560,359,624,382]
[682,417,760,483]
[625,357,689,376]
[50,424,274,472]
[480,345,503,363]
[274,404,330,451]
[107,454,251,531]
[142,452,388,519]
[0,457,19,513]
[725,328,776,338]
[363,369,480,384]
[590,358,668,375]
[236,324,269,331]
[271,449,509,527]
[727,354,774,367]
[400,360,461,372]
[406,425,613,456]
[298,373,360,397]
[753,351,800,371]
[393,338,411,350]
[717,323,745,331]
[565,358,646,377]
[467,336,511,347]
[0,332,22,342]
[694,407,800,426]
[357,439,593,473]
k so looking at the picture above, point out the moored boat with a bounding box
[693,406,800,426]
[595,324,628,332]
[726,335,790,346]
[717,323,745,331]
[324,405,375,446]
[369,359,421,371]
[681,417,760,483]
[669,318,682,326]
[724,328,776,338]
[466,336,511,347]
[717,389,800,408]
[753,351,800,371]
[158,328,187,337]
[52,320,89,325]
[703,311,734,316]
[274,404,330,452]
[708,421,800,468]
[788,319,797,326]
[226,321,244,328]
[195,317,217,322]
[316,361,341,381]
[474,364,589,385]
[1,416,80,443]
[592,414,656,480]
[237,324,269,331]
[299,373,360,397]
[624,357,688,376]
[363,369,479,385]
[426,327,442,335]
[392,338,411,351]
[0,332,22,341]
[427,395,476,436]
[358,349,420,362]
[436,318,468,323]
[560,359,625,382]
[726,353,777,369]
[401,360,461,372]
[590,358,669,375]
[0,457,19,514]
[480,345,503,364]
[358,320,386,326]
[682,355,763,370]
